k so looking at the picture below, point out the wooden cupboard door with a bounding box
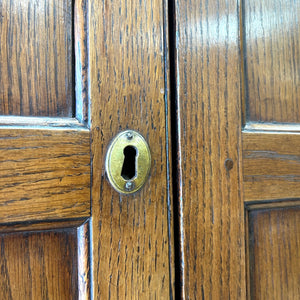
[242,0,300,298]
[0,0,91,298]
[247,207,300,299]
[0,0,173,299]
[173,0,299,298]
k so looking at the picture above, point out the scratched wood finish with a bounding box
[0,0,73,117]
[0,127,90,223]
[248,207,300,299]
[174,0,245,298]
[89,0,172,298]
[0,229,78,299]
[243,0,300,123]
[243,131,300,201]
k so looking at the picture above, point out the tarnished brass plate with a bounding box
[105,130,151,194]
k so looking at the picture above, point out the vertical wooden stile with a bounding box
[89,0,173,298]
[173,0,246,298]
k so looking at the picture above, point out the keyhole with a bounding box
[121,146,137,180]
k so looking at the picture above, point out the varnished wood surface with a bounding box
[243,0,300,123]
[0,0,73,117]
[174,0,245,298]
[243,131,300,201]
[0,229,78,299]
[0,127,90,223]
[89,0,173,298]
[248,207,300,299]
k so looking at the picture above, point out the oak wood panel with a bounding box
[0,229,78,299]
[243,0,300,123]
[243,131,300,201]
[248,207,300,299]
[0,0,73,117]
[0,126,90,223]
[89,0,173,298]
[174,0,246,298]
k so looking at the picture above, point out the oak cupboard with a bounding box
[0,0,299,299]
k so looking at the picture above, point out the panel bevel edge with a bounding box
[244,122,300,133]
[244,206,251,300]
[244,204,255,300]
[0,116,89,130]
[0,218,89,234]
[239,0,248,127]
[245,199,300,211]
[77,221,91,300]
[75,0,89,124]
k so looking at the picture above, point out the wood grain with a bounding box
[0,229,78,299]
[0,0,73,117]
[243,131,300,201]
[89,0,173,298]
[243,0,300,123]
[248,207,300,299]
[174,0,246,298]
[0,126,90,223]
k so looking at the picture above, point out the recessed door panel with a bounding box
[0,0,73,117]
[243,0,300,123]
[248,207,300,299]
[0,229,78,299]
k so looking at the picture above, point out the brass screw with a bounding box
[125,181,134,191]
[126,131,133,140]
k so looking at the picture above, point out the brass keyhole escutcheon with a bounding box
[105,130,151,194]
